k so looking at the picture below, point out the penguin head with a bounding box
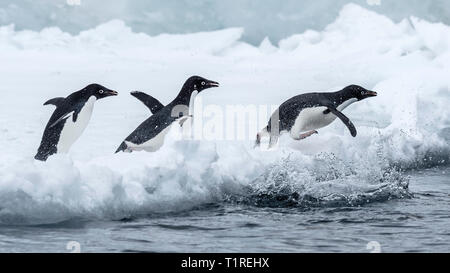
[344,85,377,101]
[184,76,220,93]
[84,84,119,99]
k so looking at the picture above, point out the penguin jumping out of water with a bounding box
[115,76,219,153]
[256,85,377,148]
[35,84,118,161]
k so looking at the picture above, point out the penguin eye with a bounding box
[99,89,104,94]
[361,91,364,95]
[201,81,205,86]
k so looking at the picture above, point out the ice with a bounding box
[0,4,449,225]
[1,0,450,44]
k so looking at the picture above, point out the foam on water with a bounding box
[0,4,449,225]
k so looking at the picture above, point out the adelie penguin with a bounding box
[35,84,118,161]
[256,85,377,148]
[115,76,219,153]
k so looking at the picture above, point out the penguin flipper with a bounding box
[72,111,79,122]
[178,115,193,126]
[44,97,65,107]
[327,107,357,137]
[49,111,74,128]
[131,91,165,114]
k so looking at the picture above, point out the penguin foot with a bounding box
[254,133,261,148]
[299,130,318,140]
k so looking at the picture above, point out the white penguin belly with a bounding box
[126,124,172,152]
[57,96,96,153]
[125,115,192,152]
[290,107,337,138]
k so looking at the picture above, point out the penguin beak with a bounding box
[366,91,377,97]
[106,90,119,96]
[206,81,220,88]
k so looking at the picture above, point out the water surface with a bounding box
[0,166,448,253]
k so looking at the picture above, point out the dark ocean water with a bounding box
[0,166,448,253]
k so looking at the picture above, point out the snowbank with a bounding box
[1,0,450,44]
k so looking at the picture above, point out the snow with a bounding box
[0,4,449,224]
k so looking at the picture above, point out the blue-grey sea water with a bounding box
[0,166,448,253]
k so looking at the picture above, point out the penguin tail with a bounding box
[34,153,48,161]
[115,142,128,153]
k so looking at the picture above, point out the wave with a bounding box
[229,152,411,208]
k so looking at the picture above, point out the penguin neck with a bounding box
[332,91,358,111]
[171,87,197,107]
